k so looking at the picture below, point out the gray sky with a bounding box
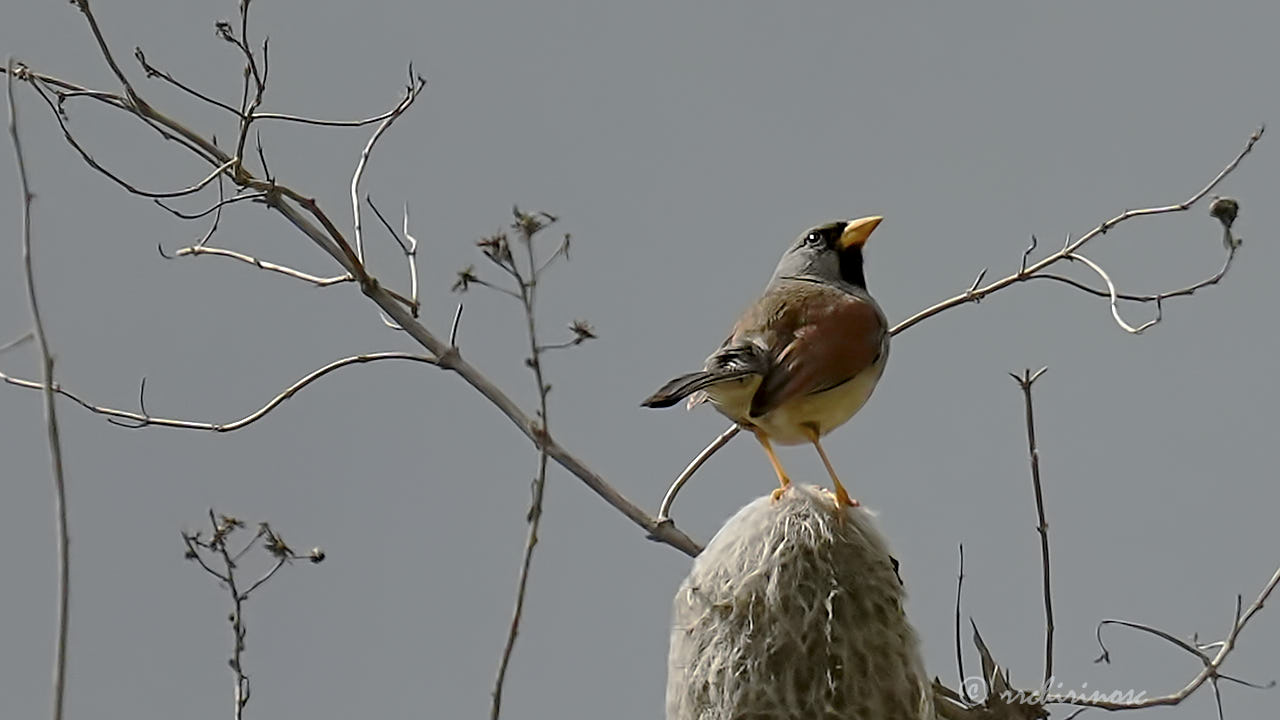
[2,1,1278,718]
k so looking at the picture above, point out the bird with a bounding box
[642,217,889,510]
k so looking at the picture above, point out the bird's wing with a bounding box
[747,287,886,419]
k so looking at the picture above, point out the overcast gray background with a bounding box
[2,1,1277,718]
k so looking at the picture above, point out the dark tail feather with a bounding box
[642,369,749,408]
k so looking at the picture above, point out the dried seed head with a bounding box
[1210,196,1239,228]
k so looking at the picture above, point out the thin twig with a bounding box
[491,213,557,720]
[366,196,420,317]
[657,423,740,521]
[227,0,266,177]
[1044,565,1280,710]
[31,77,237,199]
[252,107,421,126]
[134,47,243,117]
[1,352,436,432]
[0,331,34,355]
[72,0,142,102]
[1011,367,1053,685]
[155,190,266,220]
[167,245,354,287]
[9,56,70,720]
[449,303,464,347]
[350,71,425,263]
[954,543,969,703]
[1064,253,1162,334]
[401,204,420,316]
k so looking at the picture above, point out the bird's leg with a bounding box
[806,427,859,510]
[751,429,792,502]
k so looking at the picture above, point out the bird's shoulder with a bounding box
[729,278,883,349]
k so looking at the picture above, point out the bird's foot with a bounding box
[770,484,790,503]
[830,485,859,516]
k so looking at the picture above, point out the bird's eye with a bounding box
[805,231,823,246]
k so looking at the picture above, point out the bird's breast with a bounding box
[710,357,886,445]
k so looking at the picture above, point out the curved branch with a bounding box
[2,352,436,432]
[350,71,425,263]
[155,190,266,220]
[1064,252,1162,334]
[167,245,354,288]
[890,127,1263,337]
[1044,565,1280,711]
[657,424,740,521]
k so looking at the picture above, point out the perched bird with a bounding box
[642,217,889,509]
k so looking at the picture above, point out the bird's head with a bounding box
[772,216,883,290]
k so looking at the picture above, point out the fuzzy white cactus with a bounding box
[667,484,934,720]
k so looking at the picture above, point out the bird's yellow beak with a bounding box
[838,216,883,250]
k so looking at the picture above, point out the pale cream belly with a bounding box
[702,360,885,446]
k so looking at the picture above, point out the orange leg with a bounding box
[751,429,792,502]
[805,426,858,509]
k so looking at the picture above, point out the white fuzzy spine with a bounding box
[667,485,933,720]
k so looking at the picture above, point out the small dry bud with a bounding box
[452,265,478,293]
[477,233,512,265]
[569,319,597,343]
[309,547,326,564]
[511,206,557,238]
[184,549,199,560]
[1210,196,1239,228]
[264,531,291,558]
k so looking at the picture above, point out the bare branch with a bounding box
[1094,618,1211,665]
[252,105,422,126]
[366,197,420,317]
[225,1,267,176]
[534,232,572,279]
[155,189,266,220]
[134,46,243,117]
[492,210,560,720]
[954,543,969,703]
[1044,565,1280,711]
[891,127,1264,337]
[9,54,71,720]
[71,0,142,102]
[1020,235,1038,274]
[536,320,597,353]
[657,423,741,521]
[0,331,34,355]
[27,79,236,198]
[254,130,272,182]
[2,352,436,432]
[350,71,426,263]
[167,245,354,287]
[1064,252,1162,334]
[1026,241,1237,303]
[1011,368,1054,685]
[449,302,464,347]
